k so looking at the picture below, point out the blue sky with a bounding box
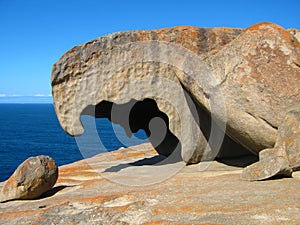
[0,0,299,103]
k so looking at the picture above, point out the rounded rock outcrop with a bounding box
[0,155,58,202]
[51,22,300,164]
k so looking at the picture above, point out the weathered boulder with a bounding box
[51,26,244,163]
[241,109,300,181]
[51,22,300,165]
[0,155,58,202]
[205,23,300,155]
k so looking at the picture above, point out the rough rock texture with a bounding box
[1,143,300,224]
[242,109,300,181]
[51,22,300,165]
[289,28,300,42]
[0,156,58,202]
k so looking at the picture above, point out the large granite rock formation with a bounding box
[0,155,58,202]
[51,22,300,177]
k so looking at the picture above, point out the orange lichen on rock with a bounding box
[135,25,243,55]
[0,144,300,224]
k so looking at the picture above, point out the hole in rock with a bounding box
[80,94,258,167]
[80,99,181,161]
[78,116,148,158]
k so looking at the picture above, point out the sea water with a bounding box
[0,104,147,181]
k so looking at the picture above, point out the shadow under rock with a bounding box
[260,174,292,181]
[0,185,75,203]
[104,154,181,173]
[38,185,75,199]
[216,154,259,168]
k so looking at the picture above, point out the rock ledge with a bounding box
[1,143,300,224]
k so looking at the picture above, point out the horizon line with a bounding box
[0,94,52,97]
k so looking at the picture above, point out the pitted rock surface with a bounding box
[51,22,300,164]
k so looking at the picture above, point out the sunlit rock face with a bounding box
[1,143,300,224]
[0,155,58,202]
[51,22,300,164]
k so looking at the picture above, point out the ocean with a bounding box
[0,104,148,182]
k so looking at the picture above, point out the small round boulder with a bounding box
[0,155,58,202]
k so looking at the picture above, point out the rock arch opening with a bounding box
[80,95,258,166]
[81,99,181,159]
